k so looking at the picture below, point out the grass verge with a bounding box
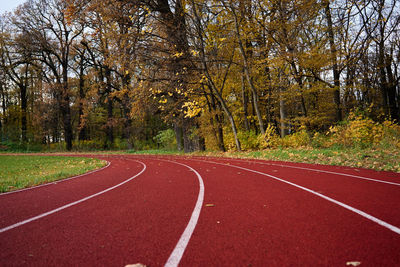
[0,155,107,193]
[192,147,400,173]
[124,147,400,172]
[126,149,183,155]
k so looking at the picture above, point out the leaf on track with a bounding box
[346,261,361,266]
[125,264,146,267]
[205,204,215,207]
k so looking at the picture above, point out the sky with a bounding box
[0,0,27,15]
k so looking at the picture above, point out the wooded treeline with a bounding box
[0,0,399,152]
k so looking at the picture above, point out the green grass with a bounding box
[124,147,399,172]
[126,149,183,155]
[191,147,400,173]
[0,155,107,193]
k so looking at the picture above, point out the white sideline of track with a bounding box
[216,157,400,186]
[161,159,205,267]
[194,159,400,235]
[0,160,146,234]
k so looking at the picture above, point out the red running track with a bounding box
[1,154,399,266]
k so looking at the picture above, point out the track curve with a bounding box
[1,154,399,266]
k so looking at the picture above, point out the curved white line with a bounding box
[0,160,146,234]
[0,160,111,196]
[214,157,400,186]
[195,159,400,235]
[161,160,205,267]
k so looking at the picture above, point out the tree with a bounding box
[13,0,84,150]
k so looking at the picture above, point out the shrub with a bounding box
[311,132,330,148]
[223,130,236,151]
[238,131,259,150]
[345,114,383,148]
[380,120,400,149]
[224,130,261,151]
[258,124,279,149]
[114,138,129,150]
[154,129,176,150]
[280,127,310,148]
[216,112,400,151]
[0,141,44,152]
[325,113,387,148]
[73,139,104,151]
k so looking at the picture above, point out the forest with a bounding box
[0,0,399,152]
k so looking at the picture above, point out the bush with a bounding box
[311,132,331,148]
[224,130,261,151]
[0,141,44,152]
[154,129,176,150]
[380,120,400,149]
[326,113,388,148]
[258,124,279,149]
[280,127,310,148]
[238,131,259,150]
[73,140,104,151]
[208,112,400,151]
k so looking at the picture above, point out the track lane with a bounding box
[169,157,400,266]
[191,157,400,228]
[0,157,203,266]
[202,156,400,185]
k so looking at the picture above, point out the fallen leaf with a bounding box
[346,261,361,266]
[125,264,146,267]
[205,204,215,207]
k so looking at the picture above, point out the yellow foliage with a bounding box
[182,101,202,118]
[191,50,199,56]
[280,129,310,148]
[173,52,184,58]
[326,112,400,148]
[158,98,167,104]
[258,124,279,149]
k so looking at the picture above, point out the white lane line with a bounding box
[161,160,205,267]
[195,159,400,235]
[0,160,111,196]
[216,157,400,187]
[0,160,146,234]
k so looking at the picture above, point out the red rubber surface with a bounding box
[1,155,399,266]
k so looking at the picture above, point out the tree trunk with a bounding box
[174,122,183,151]
[241,71,250,131]
[378,40,389,117]
[61,91,73,151]
[231,11,265,134]
[62,61,73,151]
[104,67,114,149]
[191,0,241,150]
[205,88,226,152]
[207,80,241,151]
[151,0,201,152]
[20,84,27,143]
[324,0,342,121]
[78,63,87,141]
[280,86,289,137]
[385,53,399,121]
[0,83,3,142]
